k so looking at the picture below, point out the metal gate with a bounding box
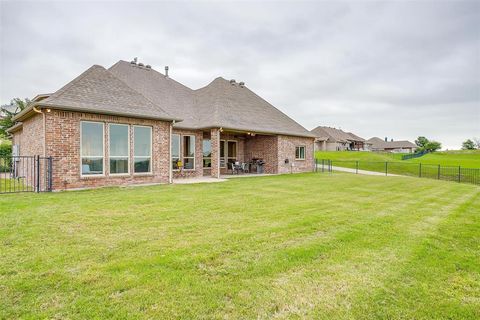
[0,155,53,194]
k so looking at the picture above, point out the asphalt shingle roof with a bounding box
[367,137,417,149]
[109,61,314,137]
[310,126,365,142]
[39,65,178,121]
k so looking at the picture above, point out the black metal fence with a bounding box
[401,151,428,160]
[0,155,53,194]
[316,159,480,186]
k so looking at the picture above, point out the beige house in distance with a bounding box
[367,137,417,153]
[311,126,369,151]
[8,60,315,190]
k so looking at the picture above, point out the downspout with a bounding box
[33,106,48,156]
[169,120,174,184]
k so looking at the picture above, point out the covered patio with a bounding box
[202,128,279,178]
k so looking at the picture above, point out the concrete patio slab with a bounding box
[173,177,227,184]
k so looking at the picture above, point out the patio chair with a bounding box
[230,162,237,174]
[242,162,249,173]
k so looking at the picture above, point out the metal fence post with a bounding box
[437,165,440,180]
[458,166,461,183]
[356,161,359,174]
[419,163,422,178]
[35,155,40,193]
[385,162,388,176]
[48,157,53,191]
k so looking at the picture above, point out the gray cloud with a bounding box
[1,0,479,149]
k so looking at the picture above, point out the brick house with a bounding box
[8,60,315,190]
[366,137,417,153]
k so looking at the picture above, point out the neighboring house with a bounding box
[311,126,369,151]
[367,137,417,153]
[7,60,315,190]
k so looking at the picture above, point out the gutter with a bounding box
[6,122,23,133]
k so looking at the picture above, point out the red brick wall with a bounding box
[277,135,315,174]
[44,110,171,190]
[244,135,278,174]
[12,113,45,156]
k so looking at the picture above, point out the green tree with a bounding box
[424,141,442,152]
[415,136,429,148]
[0,98,29,138]
[473,137,480,149]
[462,139,476,150]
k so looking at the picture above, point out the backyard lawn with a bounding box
[1,173,479,319]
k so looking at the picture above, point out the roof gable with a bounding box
[108,61,196,126]
[194,78,314,137]
[40,65,178,121]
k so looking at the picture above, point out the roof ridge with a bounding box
[104,67,175,120]
[110,60,195,92]
[45,65,104,102]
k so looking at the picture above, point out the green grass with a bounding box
[406,150,480,168]
[0,177,33,193]
[1,173,479,319]
[316,150,480,168]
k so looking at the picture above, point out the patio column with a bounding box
[210,128,221,178]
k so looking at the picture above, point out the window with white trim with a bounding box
[109,124,129,175]
[133,126,152,173]
[183,135,195,170]
[172,134,180,170]
[81,121,104,176]
[203,139,211,168]
[295,146,306,160]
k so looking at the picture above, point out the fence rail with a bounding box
[316,159,480,186]
[0,155,53,194]
[401,151,428,160]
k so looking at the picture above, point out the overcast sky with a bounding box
[1,1,479,149]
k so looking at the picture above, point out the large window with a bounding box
[227,141,237,166]
[133,126,152,173]
[172,134,180,170]
[109,124,129,174]
[295,146,306,160]
[183,135,195,170]
[203,139,211,168]
[81,121,104,176]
